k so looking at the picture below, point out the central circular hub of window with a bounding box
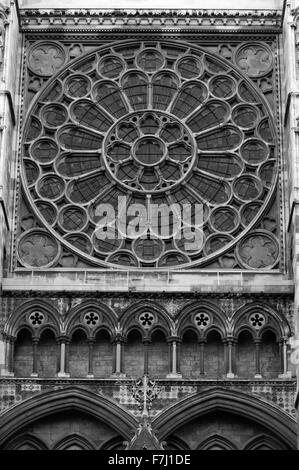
[134,137,165,166]
[103,110,196,194]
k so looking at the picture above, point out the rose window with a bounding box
[21,40,277,269]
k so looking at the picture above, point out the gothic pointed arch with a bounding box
[232,302,291,340]
[120,300,172,339]
[4,299,61,339]
[0,386,138,448]
[197,434,238,450]
[3,433,48,450]
[53,434,95,450]
[243,434,288,450]
[65,300,118,339]
[176,300,227,339]
[152,387,296,449]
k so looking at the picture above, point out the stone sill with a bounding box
[2,270,294,295]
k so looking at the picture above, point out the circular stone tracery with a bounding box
[21,40,278,270]
[104,111,196,192]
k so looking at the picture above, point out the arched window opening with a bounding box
[93,330,113,378]
[260,330,280,379]
[37,329,57,378]
[69,329,88,377]
[14,329,33,377]
[205,330,224,378]
[124,329,144,378]
[148,329,168,378]
[180,330,200,378]
[235,330,255,378]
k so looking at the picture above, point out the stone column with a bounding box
[254,338,262,379]
[0,334,14,376]
[279,336,292,378]
[2,334,15,376]
[111,334,126,377]
[8,336,15,375]
[166,337,182,378]
[57,336,70,378]
[31,337,39,377]
[225,337,235,379]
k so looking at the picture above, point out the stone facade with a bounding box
[0,0,298,451]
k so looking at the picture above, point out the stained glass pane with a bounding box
[196,127,241,151]
[99,56,125,78]
[71,101,113,132]
[65,75,91,98]
[42,104,67,128]
[59,126,103,150]
[93,82,127,118]
[117,123,139,142]
[177,57,202,79]
[31,138,59,163]
[68,173,110,203]
[38,175,65,200]
[122,73,148,110]
[59,206,87,231]
[187,101,229,133]
[152,73,178,110]
[234,176,261,201]
[172,83,207,118]
[197,154,242,179]
[188,174,230,204]
[210,76,235,99]
[56,153,101,178]
[26,117,42,141]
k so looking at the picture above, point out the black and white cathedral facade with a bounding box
[0,0,298,450]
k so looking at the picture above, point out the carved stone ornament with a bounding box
[17,229,60,268]
[28,311,45,328]
[194,312,211,330]
[235,43,273,78]
[138,312,155,330]
[236,230,279,269]
[27,41,66,77]
[83,311,100,327]
[249,312,266,330]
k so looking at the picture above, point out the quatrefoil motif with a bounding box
[249,313,265,329]
[29,311,45,327]
[84,312,99,327]
[194,313,210,330]
[139,312,155,329]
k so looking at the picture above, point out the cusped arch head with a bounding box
[3,299,61,339]
[120,301,172,340]
[232,302,291,340]
[0,386,138,448]
[197,434,238,450]
[65,300,118,340]
[177,301,227,340]
[243,434,288,450]
[53,433,95,450]
[152,387,296,449]
[3,433,48,450]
